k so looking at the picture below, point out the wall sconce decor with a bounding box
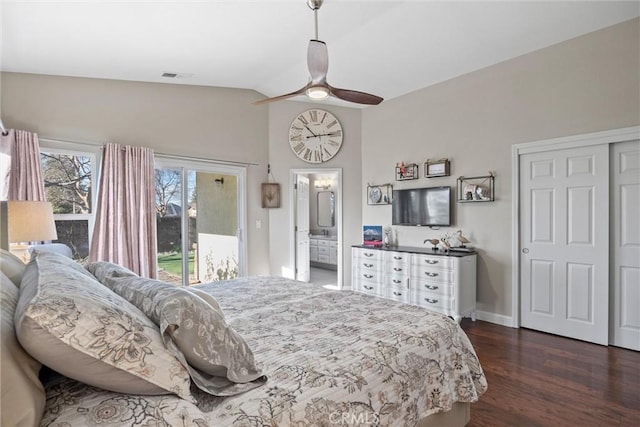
[314,178,332,190]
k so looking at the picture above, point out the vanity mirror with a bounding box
[317,191,335,227]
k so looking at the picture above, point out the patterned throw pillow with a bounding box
[85,261,266,396]
[15,252,194,402]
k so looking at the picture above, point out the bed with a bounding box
[1,250,487,426]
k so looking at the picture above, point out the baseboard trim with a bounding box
[474,310,515,328]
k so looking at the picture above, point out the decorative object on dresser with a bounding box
[366,183,392,205]
[457,173,495,202]
[424,238,440,251]
[424,158,451,178]
[395,161,418,180]
[352,245,477,323]
[456,230,471,247]
[362,225,383,247]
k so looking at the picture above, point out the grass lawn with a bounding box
[157,251,194,275]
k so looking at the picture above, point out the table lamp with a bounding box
[0,201,58,262]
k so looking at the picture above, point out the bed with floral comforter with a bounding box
[41,276,487,426]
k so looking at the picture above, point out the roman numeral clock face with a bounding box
[289,109,343,163]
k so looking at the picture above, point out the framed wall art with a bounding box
[261,183,281,208]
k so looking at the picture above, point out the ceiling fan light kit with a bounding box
[306,86,329,100]
[253,0,382,106]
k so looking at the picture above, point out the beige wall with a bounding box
[2,18,637,320]
[0,73,271,275]
[266,101,362,284]
[362,18,640,319]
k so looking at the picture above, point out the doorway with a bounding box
[290,168,342,290]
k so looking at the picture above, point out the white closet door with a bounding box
[520,144,609,345]
[610,140,640,350]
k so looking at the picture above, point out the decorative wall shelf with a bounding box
[367,183,392,205]
[395,163,418,181]
[425,158,450,178]
[457,173,495,202]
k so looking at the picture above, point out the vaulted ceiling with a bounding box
[2,1,638,107]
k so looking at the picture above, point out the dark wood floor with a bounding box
[460,320,640,427]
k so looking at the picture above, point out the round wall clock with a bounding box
[288,109,343,163]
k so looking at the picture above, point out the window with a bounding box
[40,142,98,260]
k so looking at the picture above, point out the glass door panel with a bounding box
[155,168,183,285]
[190,172,239,284]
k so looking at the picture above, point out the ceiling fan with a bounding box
[253,0,383,106]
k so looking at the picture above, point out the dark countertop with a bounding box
[352,244,476,257]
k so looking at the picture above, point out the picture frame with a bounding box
[261,183,281,208]
[367,183,392,205]
[425,158,450,178]
[395,163,418,181]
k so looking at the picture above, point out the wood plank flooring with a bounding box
[460,320,640,426]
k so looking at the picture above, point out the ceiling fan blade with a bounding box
[329,85,383,105]
[252,85,309,106]
[308,40,328,83]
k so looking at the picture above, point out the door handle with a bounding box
[522,248,529,254]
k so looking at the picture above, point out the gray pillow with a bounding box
[0,248,26,287]
[15,251,194,402]
[85,261,266,396]
[1,271,46,427]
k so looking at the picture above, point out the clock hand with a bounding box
[316,131,342,137]
[304,125,318,137]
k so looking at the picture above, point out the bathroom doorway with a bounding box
[290,168,342,289]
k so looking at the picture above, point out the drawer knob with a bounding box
[425,272,439,277]
[425,285,438,290]
[363,274,373,279]
[364,263,374,268]
[393,267,403,272]
[364,253,374,257]
[393,291,402,296]
[393,256,402,260]
[424,298,438,304]
[392,279,402,284]
[364,285,374,290]
[425,260,438,264]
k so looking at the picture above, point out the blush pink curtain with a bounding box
[0,129,46,201]
[90,143,157,278]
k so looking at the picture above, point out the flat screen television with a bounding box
[392,186,451,226]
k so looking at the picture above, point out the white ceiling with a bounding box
[2,1,638,108]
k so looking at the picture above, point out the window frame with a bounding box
[39,139,101,255]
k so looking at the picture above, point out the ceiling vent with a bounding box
[161,72,194,79]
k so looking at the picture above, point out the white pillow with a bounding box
[1,271,46,427]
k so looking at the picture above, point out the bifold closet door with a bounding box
[520,144,609,345]
[610,139,640,351]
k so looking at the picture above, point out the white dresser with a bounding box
[352,246,477,323]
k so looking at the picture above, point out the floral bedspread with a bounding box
[41,276,487,426]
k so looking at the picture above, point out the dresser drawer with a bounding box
[387,287,410,304]
[412,291,453,312]
[385,274,408,290]
[354,257,384,272]
[317,246,330,255]
[412,254,454,270]
[354,268,384,283]
[317,239,330,247]
[412,280,454,298]
[354,248,382,261]
[411,266,454,284]
[355,279,383,296]
[385,251,411,264]
[317,254,330,263]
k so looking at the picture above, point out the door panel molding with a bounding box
[511,126,640,329]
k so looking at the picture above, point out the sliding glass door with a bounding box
[155,158,246,286]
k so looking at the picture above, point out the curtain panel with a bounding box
[90,143,157,278]
[0,129,46,201]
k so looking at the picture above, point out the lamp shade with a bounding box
[7,201,58,243]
